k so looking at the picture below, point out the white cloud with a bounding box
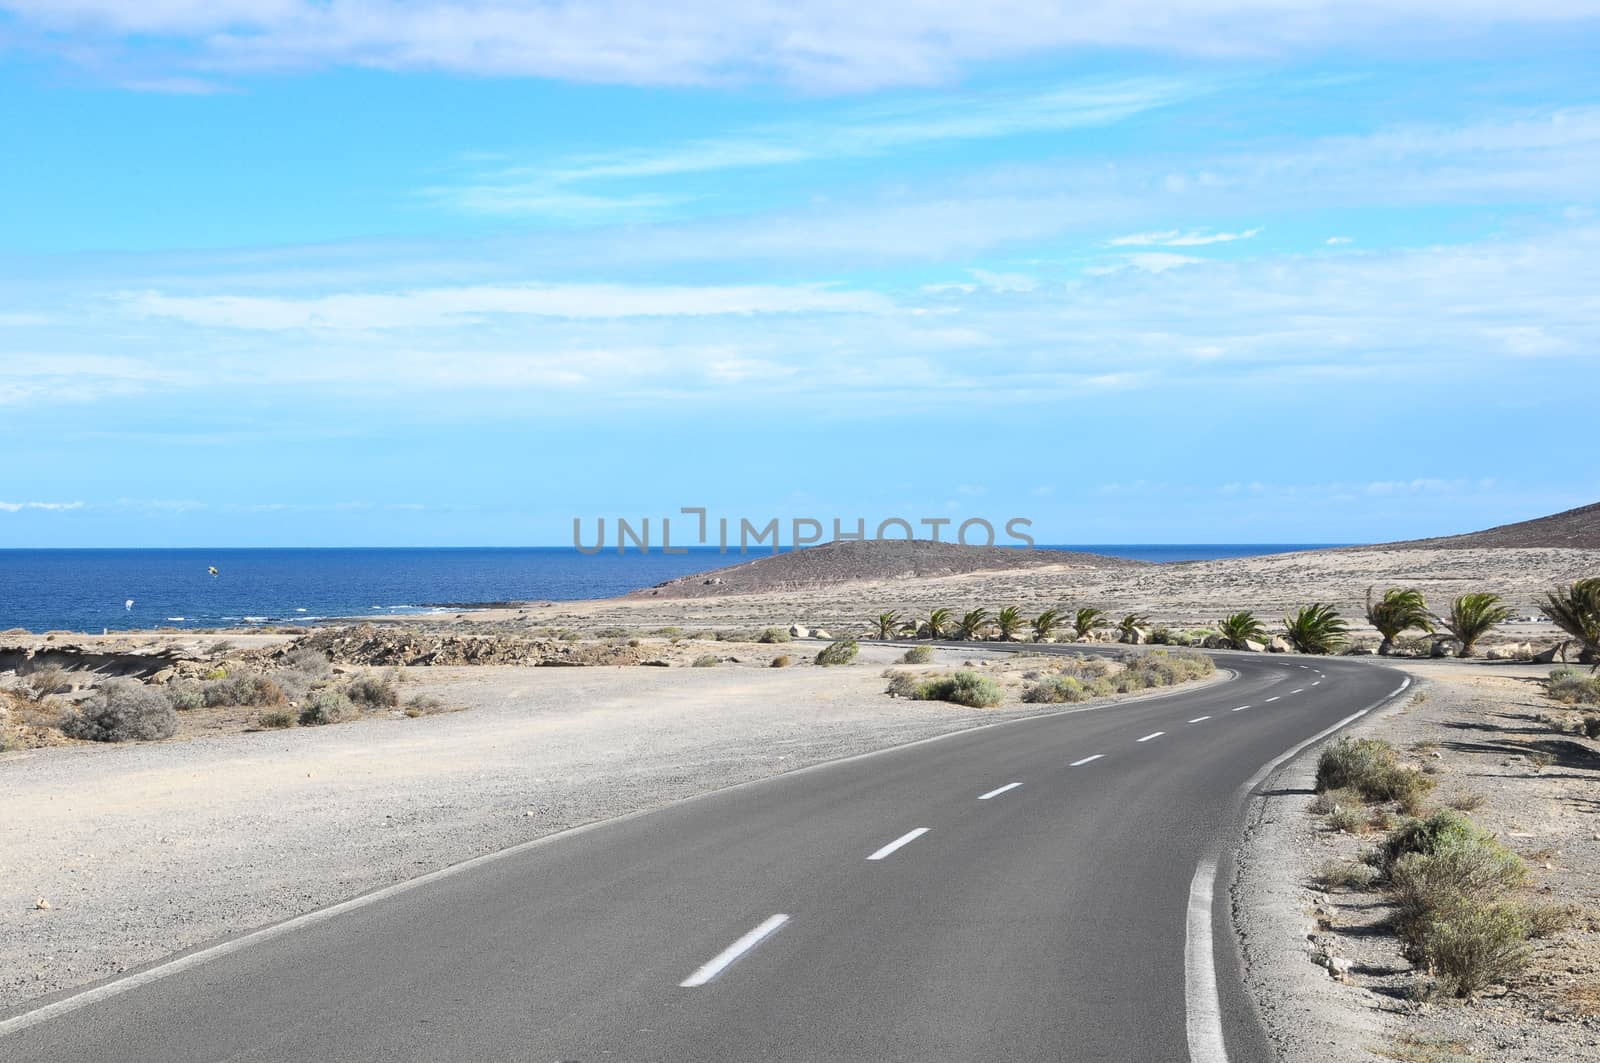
[119,282,895,330]
[1108,227,1261,246]
[1124,252,1206,272]
[967,268,1039,292]
[1326,236,1354,245]
[0,501,84,512]
[7,2,1600,90]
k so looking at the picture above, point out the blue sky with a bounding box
[1,2,1597,547]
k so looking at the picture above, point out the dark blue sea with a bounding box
[0,545,1333,633]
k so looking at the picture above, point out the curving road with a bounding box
[2,647,1408,1063]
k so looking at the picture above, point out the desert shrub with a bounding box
[202,666,228,681]
[206,640,236,655]
[1524,902,1579,938]
[1389,839,1527,943]
[758,627,792,644]
[1546,669,1600,705]
[770,655,792,668]
[62,679,177,742]
[404,695,447,717]
[1022,675,1086,704]
[884,672,921,698]
[1314,736,1435,807]
[594,626,631,639]
[1327,808,1365,833]
[1421,901,1531,997]
[164,681,204,711]
[285,647,332,679]
[343,674,399,708]
[1373,809,1491,876]
[691,654,720,668]
[204,674,286,708]
[1583,716,1600,739]
[815,639,859,666]
[1315,860,1379,890]
[258,710,294,729]
[914,670,1004,708]
[901,646,933,664]
[299,688,358,726]
[23,665,71,700]
[1447,791,1487,812]
[1147,627,1175,645]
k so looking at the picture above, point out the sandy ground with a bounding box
[0,642,1215,1011]
[1236,661,1600,1062]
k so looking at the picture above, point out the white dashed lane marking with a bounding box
[1137,731,1165,743]
[867,828,930,861]
[1069,755,1105,767]
[978,783,1022,801]
[680,914,791,988]
[1188,716,1211,724]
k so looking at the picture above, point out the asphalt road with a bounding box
[2,647,1407,1063]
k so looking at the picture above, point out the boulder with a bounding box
[1202,634,1229,650]
[1531,642,1566,664]
[148,667,176,685]
[1120,627,1148,645]
[1267,636,1291,653]
[1241,639,1265,653]
[811,629,831,640]
[1344,645,1375,656]
[1430,638,1457,658]
[1486,642,1534,661]
[788,624,809,639]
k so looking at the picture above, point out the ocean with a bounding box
[0,545,1334,634]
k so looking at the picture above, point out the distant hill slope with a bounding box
[1385,501,1600,550]
[627,539,1145,599]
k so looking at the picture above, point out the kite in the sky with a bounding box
[124,599,134,610]
[208,566,220,578]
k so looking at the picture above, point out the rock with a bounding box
[1267,636,1291,653]
[1241,639,1265,652]
[1344,645,1376,656]
[1532,642,1567,664]
[148,668,176,685]
[1202,634,1228,649]
[32,898,50,911]
[788,624,809,639]
[1125,626,1148,645]
[1485,642,1534,661]
[811,629,831,640]
[1430,638,1456,658]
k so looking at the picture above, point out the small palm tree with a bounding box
[1031,608,1061,642]
[994,606,1025,642]
[1364,586,1434,655]
[869,611,901,641]
[1282,604,1348,654]
[1540,577,1600,669]
[1117,613,1148,642]
[1217,611,1267,649]
[1072,607,1107,639]
[955,608,992,641]
[921,608,952,640]
[1440,592,1513,658]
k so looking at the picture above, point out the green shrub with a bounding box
[1022,675,1086,704]
[901,646,933,664]
[285,647,332,679]
[164,681,204,711]
[343,675,398,708]
[203,674,287,708]
[299,688,357,726]
[691,654,720,668]
[1389,841,1527,943]
[815,639,859,666]
[1314,736,1435,808]
[1309,787,1363,814]
[1374,809,1490,876]
[203,667,227,681]
[1421,901,1531,997]
[757,627,792,644]
[884,672,921,698]
[1315,860,1379,890]
[258,710,294,729]
[770,655,792,668]
[1546,670,1600,705]
[62,679,178,742]
[914,670,1004,708]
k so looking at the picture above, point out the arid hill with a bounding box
[1385,500,1600,550]
[627,539,1145,599]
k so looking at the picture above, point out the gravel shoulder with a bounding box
[1235,660,1600,1062]
[0,642,1214,1011]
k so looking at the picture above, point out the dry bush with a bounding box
[299,688,357,726]
[61,679,177,742]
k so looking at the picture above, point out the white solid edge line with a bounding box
[1069,754,1105,767]
[867,827,930,861]
[1188,716,1212,723]
[679,914,790,988]
[1137,731,1165,743]
[1185,858,1229,1063]
[978,782,1023,800]
[0,653,1250,1039]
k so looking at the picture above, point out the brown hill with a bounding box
[1386,501,1600,550]
[626,539,1145,599]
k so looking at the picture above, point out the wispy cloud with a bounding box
[1108,227,1262,246]
[0,501,84,512]
[437,76,1203,217]
[6,2,1598,90]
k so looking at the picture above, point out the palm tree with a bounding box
[1217,611,1267,649]
[1540,578,1600,669]
[1031,608,1062,642]
[1072,607,1107,640]
[1282,604,1348,654]
[1440,592,1513,658]
[1117,613,1149,642]
[921,608,952,641]
[869,611,901,641]
[955,608,992,641]
[994,606,1026,642]
[1364,586,1434,655]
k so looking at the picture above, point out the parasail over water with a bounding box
[208,566,220,578]
[124,599,134,610]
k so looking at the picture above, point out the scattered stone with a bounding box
[1267,636,1291,653]
[32,898,50,911]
